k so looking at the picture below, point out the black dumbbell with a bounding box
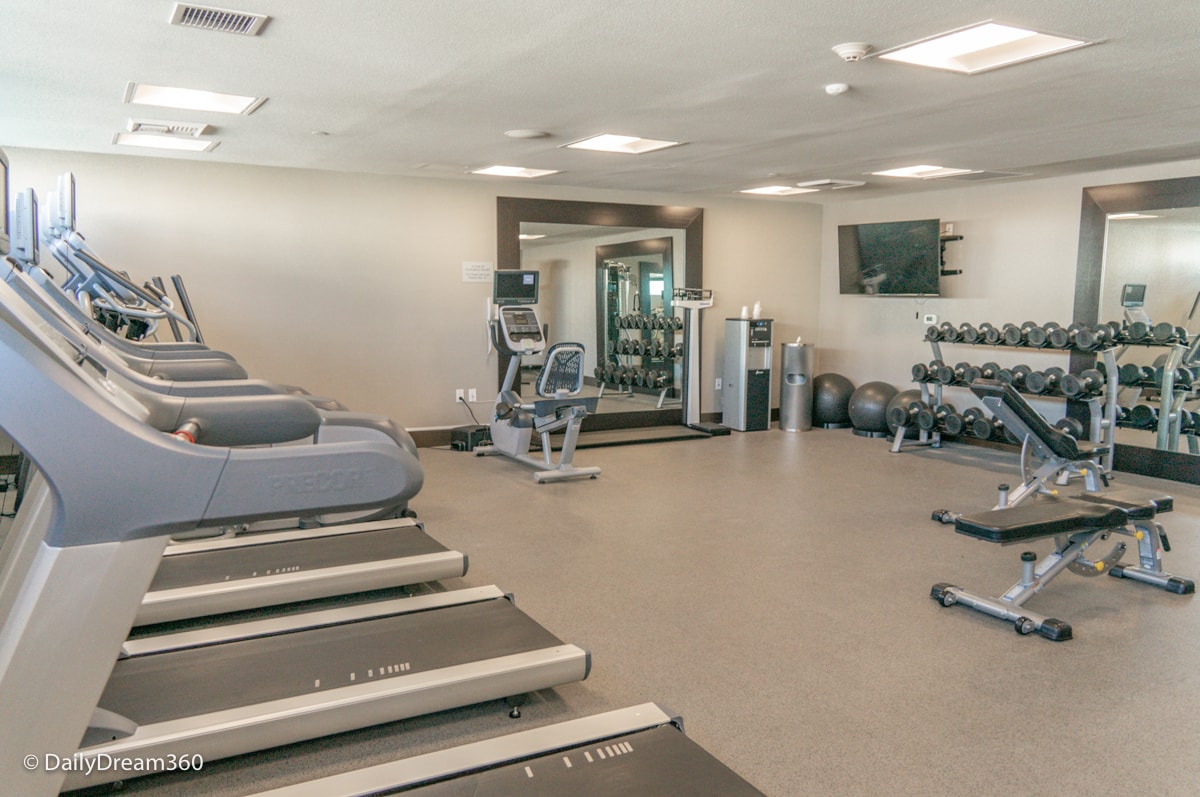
[1155,366,1195,390]
[936,362,972,385]
[995,367,1015,385]
[888,400,929,432]
[917,403,961,435]
[938,322,960,342]
[1002,323,1023,346]
[1117,363,1143,385]
[978,323,1001,345]
[1009,364,1033,390]
[1128,404,1158,429]
[671,343,684,358]
[912,360,944,382]
[671,316,684,331]
[1022,322,1049,348]
[1045,322,1070,349]
[1066,323,1100,351]
[924,325,941,342]
[656,372,672,387]
[1059,368,1105,398]
[1097,321,1123,343]
[1024,367,1065,395]
[1053,417,1085,439]
[1126,320,1151,343]
[979,361,1001,380]
[958,323,980,344]
[962,408,991,440]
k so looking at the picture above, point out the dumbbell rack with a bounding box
[903,329,1119,472]
[597,313,683,408]
[1111,341,1196,452]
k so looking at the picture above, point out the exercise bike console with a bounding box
[494,306,544,354]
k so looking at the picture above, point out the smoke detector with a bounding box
[832,42,871,62]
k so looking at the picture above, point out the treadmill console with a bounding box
[497,306,545,354]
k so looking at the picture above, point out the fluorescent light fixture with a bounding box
[872,165,976,179]
[739,185,819,196]
[124,82,266,115]
[565,134,682,154]
[113,132,218,152]
[518,233,546,240]
[1108,212,1161,220]
[876,22,1092,75]
[472,165,560,178]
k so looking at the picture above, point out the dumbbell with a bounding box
[1059,368,1105,398]
[978,361,1001,380]
[1128,404,1158,430]
[888,400,930,432]
[936,362,974,386]
[1008,364,1033,390]
[937,322,960,342]
[912,360,944,382]
[1117,363,1144,386]
[1001,323,1024,346]
[1125,320,1151,343]
[1044,322,1070,349]
[1022,321,1049,348]
[651,371,672,388]
[962,408,994,440]
[1154,366,1195,390]
[917,403,964,436]
[958,323,980,344]
[1053,417,1085,439]
[1113,405,1131,427]
[978,323,1002,345]
[925,325,942,342]
[1098,321,1124,342]
[1024,367,1065,395]
[594,366,606,384]
[671,343,685,358]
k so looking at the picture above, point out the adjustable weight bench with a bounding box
[931,490,1193,640]
[972,379,1110,506]
[929,379,1192,639]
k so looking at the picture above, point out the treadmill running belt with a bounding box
[399,724,765,796]
[97,599,561,726]
[149,527,448,591]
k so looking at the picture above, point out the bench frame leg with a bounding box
[1109,520,1196,594]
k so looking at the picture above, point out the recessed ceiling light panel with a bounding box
[472,165,560,178]
[565,134,683,154]
[877,22,1092,74]
[871,165,976,179]
[125,82,266,115]
[740,185,819,196]
[113,132,219,152]
[1108,213,1161,220]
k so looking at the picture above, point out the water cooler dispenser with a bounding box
[723,318,773,431]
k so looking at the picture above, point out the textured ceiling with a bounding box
[3,1,1200,201]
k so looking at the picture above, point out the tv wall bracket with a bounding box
[939,233,963,277]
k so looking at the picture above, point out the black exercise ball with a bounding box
[812,373,855,426]
[885,388,923,438]
[849,381,899,434]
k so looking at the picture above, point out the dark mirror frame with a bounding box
[497,197,703,431]
[1072,174,1200,483]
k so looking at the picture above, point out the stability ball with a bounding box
[848,381,899,435]
[812,373,855,427]
[885,388,923,439]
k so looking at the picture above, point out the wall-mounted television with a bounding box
[838,218,940,296]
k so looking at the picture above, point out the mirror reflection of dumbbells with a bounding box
[1115,405,1198,433]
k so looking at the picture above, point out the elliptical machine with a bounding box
[476,273,600,482]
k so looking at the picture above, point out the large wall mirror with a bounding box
[497,197,703,431]
[1073,175,1200,482]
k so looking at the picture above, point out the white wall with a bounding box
[817,158,1200,417]
[7,147,823,428]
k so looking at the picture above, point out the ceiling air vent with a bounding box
[128,119,213,137]
[169,3,269,36]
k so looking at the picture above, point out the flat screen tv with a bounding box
[838,218,940,296]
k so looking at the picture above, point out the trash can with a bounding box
[779,342,813,431]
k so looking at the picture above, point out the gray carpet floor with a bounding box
[70,429,1200,795]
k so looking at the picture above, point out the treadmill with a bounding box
[0,263,589,795]
[249,703,767,796]
[0,241,466,624]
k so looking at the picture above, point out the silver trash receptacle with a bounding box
[779,343,813,431]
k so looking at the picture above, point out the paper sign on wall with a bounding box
[463,261,494,283]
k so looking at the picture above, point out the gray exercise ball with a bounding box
[848,381,899,433]
[885,388,923,438]
[812,373,856,426]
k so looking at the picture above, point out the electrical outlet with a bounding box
[715,377,722,390]
[455,389,465,402]
[468,388,477,402]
